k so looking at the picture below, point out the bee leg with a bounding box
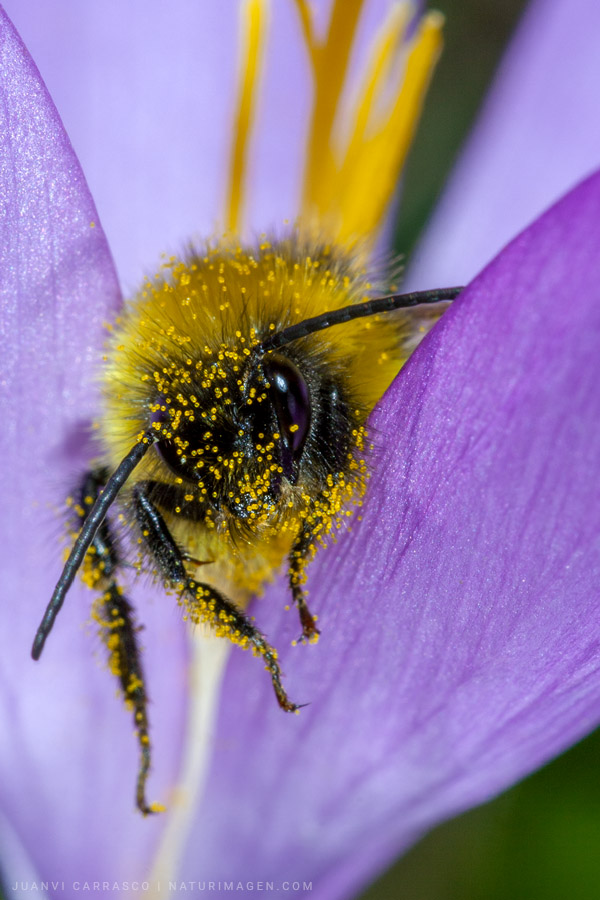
[93,584,157,815]
[131,485,187,584]
[75,471,158,816]
[132,485,300,713]
[289,530,320,643]
[184,580,300,712]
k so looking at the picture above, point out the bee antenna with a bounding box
[31,430,157,660]
[259,286,463,352]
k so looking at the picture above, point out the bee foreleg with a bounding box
[74,470,159,816]
[288,528,320,643]
[131,485,187,584]
[130,485,300,713]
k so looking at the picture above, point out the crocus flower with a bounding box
[1,1,599,899]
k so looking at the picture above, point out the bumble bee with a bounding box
[31,233,460,814]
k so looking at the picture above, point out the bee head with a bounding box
[101,266,461,530]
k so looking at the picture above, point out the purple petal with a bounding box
[180,171,600,897]
[0,8,189,881]
[407,0,600,289]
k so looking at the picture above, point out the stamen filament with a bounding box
[338,10,444,241]
[293,0,319,69]
[226,0,268,233]
[337,3,411,185]
[293,1,443,246]
[299,0,365,223]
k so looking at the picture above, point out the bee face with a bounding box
[151,350,306,521]
[149,336,355,531]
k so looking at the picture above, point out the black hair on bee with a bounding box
[32,236,461,814]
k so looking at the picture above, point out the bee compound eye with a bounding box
[155,436,200,482]
[263,355,311,475]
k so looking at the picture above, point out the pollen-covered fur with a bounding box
[99,235,424,603]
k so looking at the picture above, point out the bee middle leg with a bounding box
[288,527,320,643]
[74,470,158,815]
[132,485,300,713]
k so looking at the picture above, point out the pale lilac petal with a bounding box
[407,0,600,289]
[0,9,189,880]
[1,0,240,290]
[180,171,600,898]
